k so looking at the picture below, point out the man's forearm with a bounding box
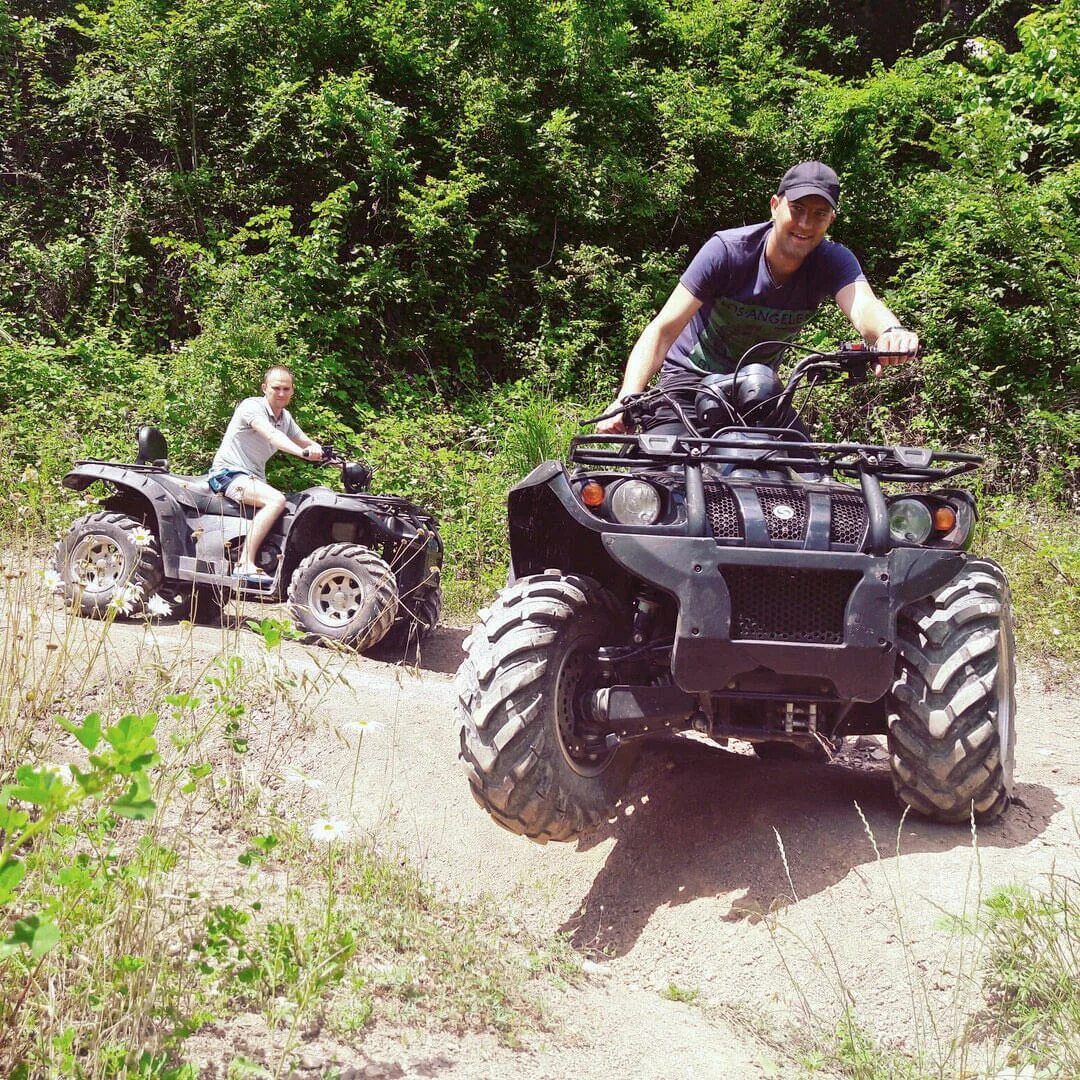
[618,321,674,398]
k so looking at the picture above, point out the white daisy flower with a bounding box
[131,526,154,547]
[109,593,134,616]
[309,818,351,844]
[339,719,382,737]
[281,766,325,791]
[145,593,173,618]
[38,567,63,593]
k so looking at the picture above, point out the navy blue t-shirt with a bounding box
[664,221,865,383]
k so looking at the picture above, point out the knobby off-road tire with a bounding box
[381,581,443,652]
[55,512,163,618]
[457,572,639,844]
[887,558,1016,824]
[287,543,398,650]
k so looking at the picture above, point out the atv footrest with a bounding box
[177,556,279,595]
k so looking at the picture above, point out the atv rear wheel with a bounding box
[887,559,1016,824]
[381,581,442,652]
[287,543,398,650]
[457,572,639,843]
[55,512,163,618]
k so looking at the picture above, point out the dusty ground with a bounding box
[35,605,1080,1079]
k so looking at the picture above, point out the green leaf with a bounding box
[0,805,30,835]
[58,712,102,751]
[0,858,26,905]
[2,765,71,809]
[1,915,61,960]
[103,713,160,773]
[111,773,156,820]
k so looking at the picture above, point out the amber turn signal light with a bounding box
[580,482,605,508]
[933,505,957,532]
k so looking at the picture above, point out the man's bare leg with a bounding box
[226,477,287,575]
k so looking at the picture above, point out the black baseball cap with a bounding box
[777,161,840,209]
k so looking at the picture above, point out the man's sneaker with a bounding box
[234,564,274,588]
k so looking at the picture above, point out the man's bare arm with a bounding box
[836,280,919,370]
[250,417,323,460]
[596,284,703,434]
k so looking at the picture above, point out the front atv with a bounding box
[457,344,1016,841]
[57,427,443,652]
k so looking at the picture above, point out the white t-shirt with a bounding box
[211,397,303,481]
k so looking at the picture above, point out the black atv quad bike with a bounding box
[56,426,443,652]
[458,343,1015,842]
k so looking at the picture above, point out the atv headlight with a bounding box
[888,498,933,544]
[610,479,661,525]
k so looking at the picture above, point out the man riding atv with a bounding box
[597,160,919,436]
[209,364,323,587]
[457,161,1016,844]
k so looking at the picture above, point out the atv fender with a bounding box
[62,464,195,577]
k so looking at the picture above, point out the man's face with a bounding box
[262,371,295,412]
[769,194,836,262]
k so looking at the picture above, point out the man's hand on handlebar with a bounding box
[301,442,325,462]
[873,327,920,375]
[595,398,631,435]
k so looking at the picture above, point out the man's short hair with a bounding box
[262,364,294,385]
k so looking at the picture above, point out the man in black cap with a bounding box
[597,160,919,433]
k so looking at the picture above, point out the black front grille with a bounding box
[723,566,861,643]
[756,486,809,541]
[830,491,867,547]
[704,483,743,539]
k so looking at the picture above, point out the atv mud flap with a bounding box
[602,535,964,701]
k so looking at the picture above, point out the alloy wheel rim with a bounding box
[308,567,364,628]
[69,534,126,594]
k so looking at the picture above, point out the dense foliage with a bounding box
[1,0,1077,606]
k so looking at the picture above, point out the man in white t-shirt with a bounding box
[210,365,323,584]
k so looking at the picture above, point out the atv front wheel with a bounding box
[55,512,164,618]
[887,559,1016,824]
[287,544,398,650]
[457,572,639,843]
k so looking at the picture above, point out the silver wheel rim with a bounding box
[69,534,127,595]
[308,567,365,629]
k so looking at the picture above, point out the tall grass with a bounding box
[766,812,1080,1079]
[0,535,564,1077]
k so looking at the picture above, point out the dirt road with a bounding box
[53,610,1080,1078]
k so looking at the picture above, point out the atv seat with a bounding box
[153,474,249,517]
[137,426,169,469]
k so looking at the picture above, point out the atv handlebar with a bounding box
[587,340,923,431]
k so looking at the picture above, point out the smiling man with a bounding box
[597,161,919,434]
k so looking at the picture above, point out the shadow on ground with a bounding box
[366,623,468,675]
[561,739,1059,959]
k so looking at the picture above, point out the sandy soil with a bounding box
[37,607,1080,1079]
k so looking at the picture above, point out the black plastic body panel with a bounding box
[508,459,967,702]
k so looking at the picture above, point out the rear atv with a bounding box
[57,426,443,653]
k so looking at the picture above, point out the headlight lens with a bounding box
[610,479,662,525]
[888,498,933,544]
